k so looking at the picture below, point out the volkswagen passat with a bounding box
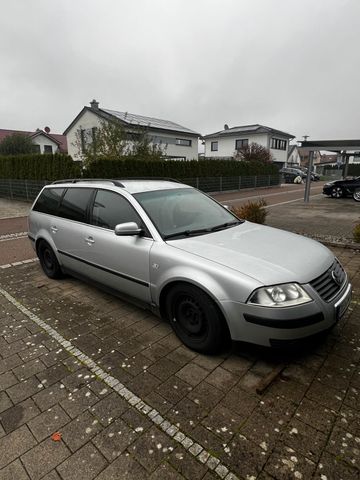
[28,179,351,353]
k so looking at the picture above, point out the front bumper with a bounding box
[221,282,352,347]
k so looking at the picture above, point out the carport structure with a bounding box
[299,139,360,202]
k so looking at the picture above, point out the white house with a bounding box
[64,100,200,161]
[203,124,295,166]
[287,144,301,167]
[0,128,67,154]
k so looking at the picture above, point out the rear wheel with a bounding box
[164,283,229,353]
[330,186,344,198]
[37,240,64,279]
[353,188,360,202]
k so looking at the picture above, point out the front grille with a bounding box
[310,259,346,302]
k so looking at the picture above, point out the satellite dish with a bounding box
[44,126,50,133]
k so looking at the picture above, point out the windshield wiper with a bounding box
[164,228,212,240]
[164,220,242,240]
[209,220,243,232]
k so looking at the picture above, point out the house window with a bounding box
[271,138,287,150]
[44,145,53,154]
[211,141,218,151]
[175,138,192,147]
[80,128,96,153]
[235,139,248,150]
[32,144,41,153]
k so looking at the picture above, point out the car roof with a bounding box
[48,179,190,194]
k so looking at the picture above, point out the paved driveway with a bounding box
[0,244,359,480]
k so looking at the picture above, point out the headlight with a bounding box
[247,283,312,307]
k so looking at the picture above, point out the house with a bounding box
[287,144,301,167]
[203,124,295,166]
[0,128,67,154]
[64,100,200,161]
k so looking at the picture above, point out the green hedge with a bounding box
[0,153,81,180]
[85,158,279,178]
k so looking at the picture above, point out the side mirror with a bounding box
[114,222,142,236]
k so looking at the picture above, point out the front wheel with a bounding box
[37,240,64,279]
[164,283,229,353]
[330,186,344,198]
[353,188,360,202]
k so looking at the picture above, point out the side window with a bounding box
[58,188,93,223]
[91,190,147,233]
[33,188,64,215]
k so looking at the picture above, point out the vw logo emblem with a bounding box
[331,270,342,286]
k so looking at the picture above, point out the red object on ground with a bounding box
[51,432,62,442]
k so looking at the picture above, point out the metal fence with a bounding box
[0,179,49,201]
[0,175,281,201]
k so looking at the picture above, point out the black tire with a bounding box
[164,283,229,353]
[330,186,344,198]
[353,188,360,202]
[37,240,64,279]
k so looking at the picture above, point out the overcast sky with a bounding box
[1,0,359,142]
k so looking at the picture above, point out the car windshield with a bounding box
[134,187,242,239]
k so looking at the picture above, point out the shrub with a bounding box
[231,199,268,224]
[353,224,360,243]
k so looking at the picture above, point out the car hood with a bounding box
[168,222,333,286]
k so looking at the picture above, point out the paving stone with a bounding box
[93,417,137,461]
[344,385,360,411]
[36,363,70,386]
[156,376,192,404]
[205,366,239,392]
[315,451,359,480]
[326,425,360,469]
[0,371,17,391]
[13,358,47,381]
[264,445,316,480]
[0,425,36,469]
[61,368,95,390]
[7,376,40,404]
[202,404,243,442]
[187,380,223,411]
[56,442,107,480]
[121,407,152,432]
[21,436,70,479]
[148,357,180,380]
[240,410,282,451]
[0,398,40,433]
[32,381,69,411]
[167,397,208,433]
[130,425,175,472]
[336,404,360,436]
[0,339,27,358]
[168,446,208,480]
[90,392,128,426]
[222,386,258,416]
[0,391,12,414]
[176,363,209,387]
[40,347,70,367]
[0,354,22,375]
[294,397,337,434]
[60,386,98,419]
[145,391,174,415]
[0,459,30,480]
[61,410,102,452]
[267,376,308,404]
[19,344,48,362]
[166,346,197,367]
[192,353,224,372]
[127,371,162,396]
[94,453,147,480]
[88,379,111,398]
[306,379,345,411]
[27,404,70,441]
[41,471,62,480]
[281,418,328,462]
[149,462,185,479]
[281,363,317,386]
[223,432,268,478]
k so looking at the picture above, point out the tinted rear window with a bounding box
[33,188,64,215]
[58,188,93,223]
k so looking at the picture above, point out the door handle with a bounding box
[50,226,58,233]
[85,236,95,245]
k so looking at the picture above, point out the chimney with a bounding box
[90,99,99,110]
[224,124,229,130]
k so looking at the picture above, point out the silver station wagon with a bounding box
[28,179,352,353]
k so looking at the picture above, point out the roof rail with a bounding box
[51,178,125,187]
[117,177,181,183]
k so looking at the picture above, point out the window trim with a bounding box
[175,138,192,147]
[271,138,287,151]
[235,139,249,150]
[211,141,218,152]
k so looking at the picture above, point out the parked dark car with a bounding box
[301,168,321,181]
[279,167,307,183]
[323,176,360,200]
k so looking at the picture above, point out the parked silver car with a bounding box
[28,179,351,353]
